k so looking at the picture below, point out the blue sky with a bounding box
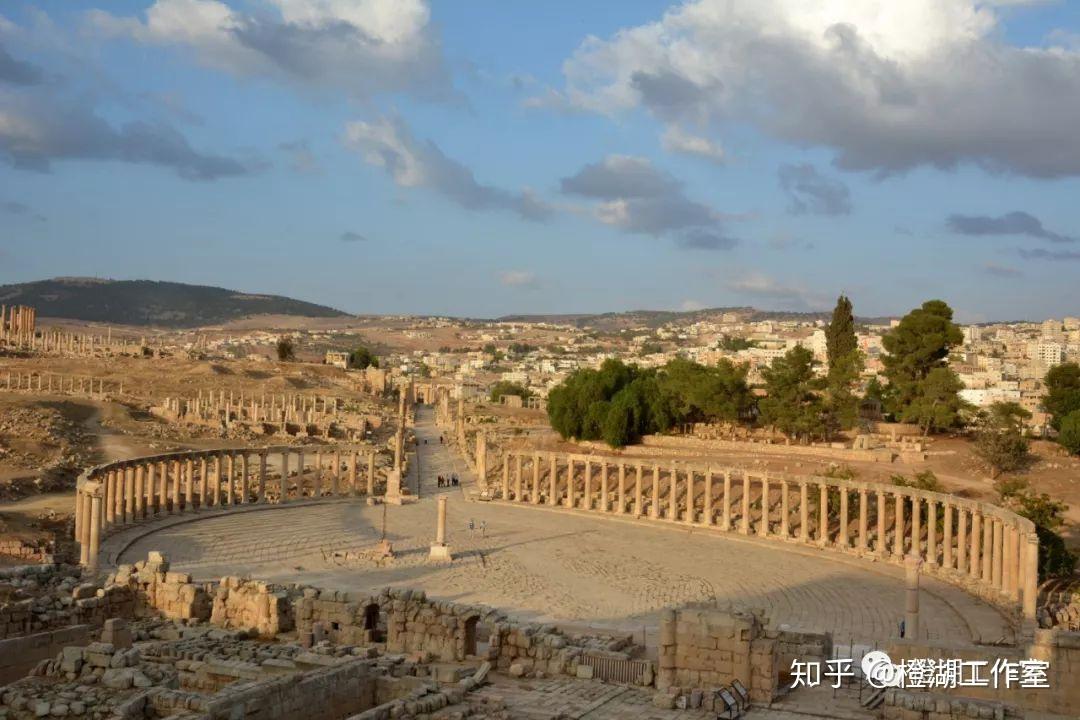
[2,0,1079,321]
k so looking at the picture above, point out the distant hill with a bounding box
[0,278,348,328]
[497,307,895,331]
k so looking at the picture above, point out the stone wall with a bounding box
[656,607,830,706]
[888,629,1080,717]
[0,624,94,684]
[883,690,1024,720]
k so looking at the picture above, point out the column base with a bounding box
[429,543,453,562]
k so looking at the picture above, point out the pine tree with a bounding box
[825,294,856,372]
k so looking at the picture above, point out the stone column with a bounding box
[741,472,751,534]
[565,458,575,508]
[669,465,679,522]
[838,486,849,547]
[348,452,358,496]
[600,464,609,515]
[367,453,375,496]
[258,453,268,502]
[78,491,91,566]
[514,454,523,502]
[280,451,290,504]
[1022,532,1038,620]
[583,460,592,510]
[332,451,341,496]
[704,469,714,527]
[1004,526,1017,599]
[134,465,145,519]
[652,464,660,520]
[982,515,993,582]
[943,503,954,570]
[225,454,235,505]
[878,491,891,554]
[685,470,696,525]
[721,471,732,531]
[476,432,488,488]
[970,511,982,578]
[87,493,102,574]
[532,454,541,505]
[911,495,922,560]
[618,463,626,515]
[857,487,868,551]
[105,471,116,525]
[905,555,921,640]
[171,460,181,512]
[958,508,968,574]
[313,451,322,499]
[241,453,251,503]
[757,476,769,537]
[124,466,134,523]
[799,481,809,542]
[501,453,511,500]
[429,496,452,561]
[927,501,937,566]
[185,458,194,509]
[893,493,905,558]
[991,518,1004,590]
[549,455,558,506]
[156,462,167,514]
[74,490,84,547]
[818,482,828,545]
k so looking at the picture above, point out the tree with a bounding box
[349,345,379,369]
[720,336,756,352]
[1043,362,1080,430]
[972,402,1032,478]
[276,337,295,361]
[1058,410,1080,455]
[759,346,826,441]
[881,300,964,431]
[901,366,967,436]
[825,295,857,373]
[490,381,530,403]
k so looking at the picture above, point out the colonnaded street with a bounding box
[109,409,1011,647]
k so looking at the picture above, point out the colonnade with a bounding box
[3,371,120,397]
[75,444,379,573]
[0,305,35,346]
[496,449,1039,621]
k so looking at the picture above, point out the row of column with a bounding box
[0,305,35,345]
[3,372,115,397]
[497,451,1038,620]
[76,446,379,572]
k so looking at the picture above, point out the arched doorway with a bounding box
[463,615,479,658]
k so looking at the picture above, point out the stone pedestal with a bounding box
[429,496,453,562]
[383,470,415,505]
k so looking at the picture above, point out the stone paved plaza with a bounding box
[107,410,1011,646]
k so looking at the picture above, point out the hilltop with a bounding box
[0,278,348,328]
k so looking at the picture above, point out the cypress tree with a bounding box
[825,294,856,372]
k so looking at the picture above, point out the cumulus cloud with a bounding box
[343,115,551,221]
[1017,248,1080,261]
[560,155,736,248]
[0,42,43,85]
[87,0,450,100]
[728,272,827,310]
[0,199,45,221]
[947,211,1074,243]
[499,270,539,288]
[340,231,366,242]
[661,125,725,163]
[0,88,258,180]
[550,0,1080,178]
[777,163,851,215]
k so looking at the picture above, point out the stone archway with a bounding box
[463,615,479,657]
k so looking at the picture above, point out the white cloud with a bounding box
[680,299,704,311]
[499,270,539,288]
[661,125,725,163]
[728,272,828,310]
[550,0,1080,178]
[87,0,449,99]
[343,115,551,221]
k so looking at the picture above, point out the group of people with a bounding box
[436,473,459,488]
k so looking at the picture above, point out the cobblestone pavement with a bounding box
[109,409,1011,646]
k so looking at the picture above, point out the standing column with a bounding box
[224,454,235,505]
[198,458,208,508]
[565,458,575,508]
[927,500,937,566]
[332,451,341,496]
[818,483,828,545]
[87,493,102,574]
[601,463,610,514]
[532,454,541,504]
[911,495,922,560]
[894,493,905,559]
[758,476,769,537]
[857,486,868,552]
[367,453,375,497]
[905,555,921,640]
[958,508,968,574]
[258,453,268,502]
[799,481,809,542]
[105,471,116,525]
[982,515,994,582]
[991,518,1004,590]
[722,471,732,531]
[78,491,90,566]
[348,452,358,496]
[970,511,982,578]
[134,465,145,519]
[157,461,167,514]
[651,465,660,519]
[514,454,523,502]
[548,455,558,506]
[185,458,195,509]
[1004,526,1017,599]
[1022,532,1038,621]
[740,472,751,534]
[170,460,181,513]
[838,487,849,548]
[685,470,696,525]
[583,460,592,510]
[617,463,626,515]
[312,451,322,499]
[704,469,714,527]
[74,490,84,548]
[943,503,954,570]
[501,454,510,500]
[241,453,250,503]
[280,451,290,504]
[634,464,644,517]
[669,466,680,522]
